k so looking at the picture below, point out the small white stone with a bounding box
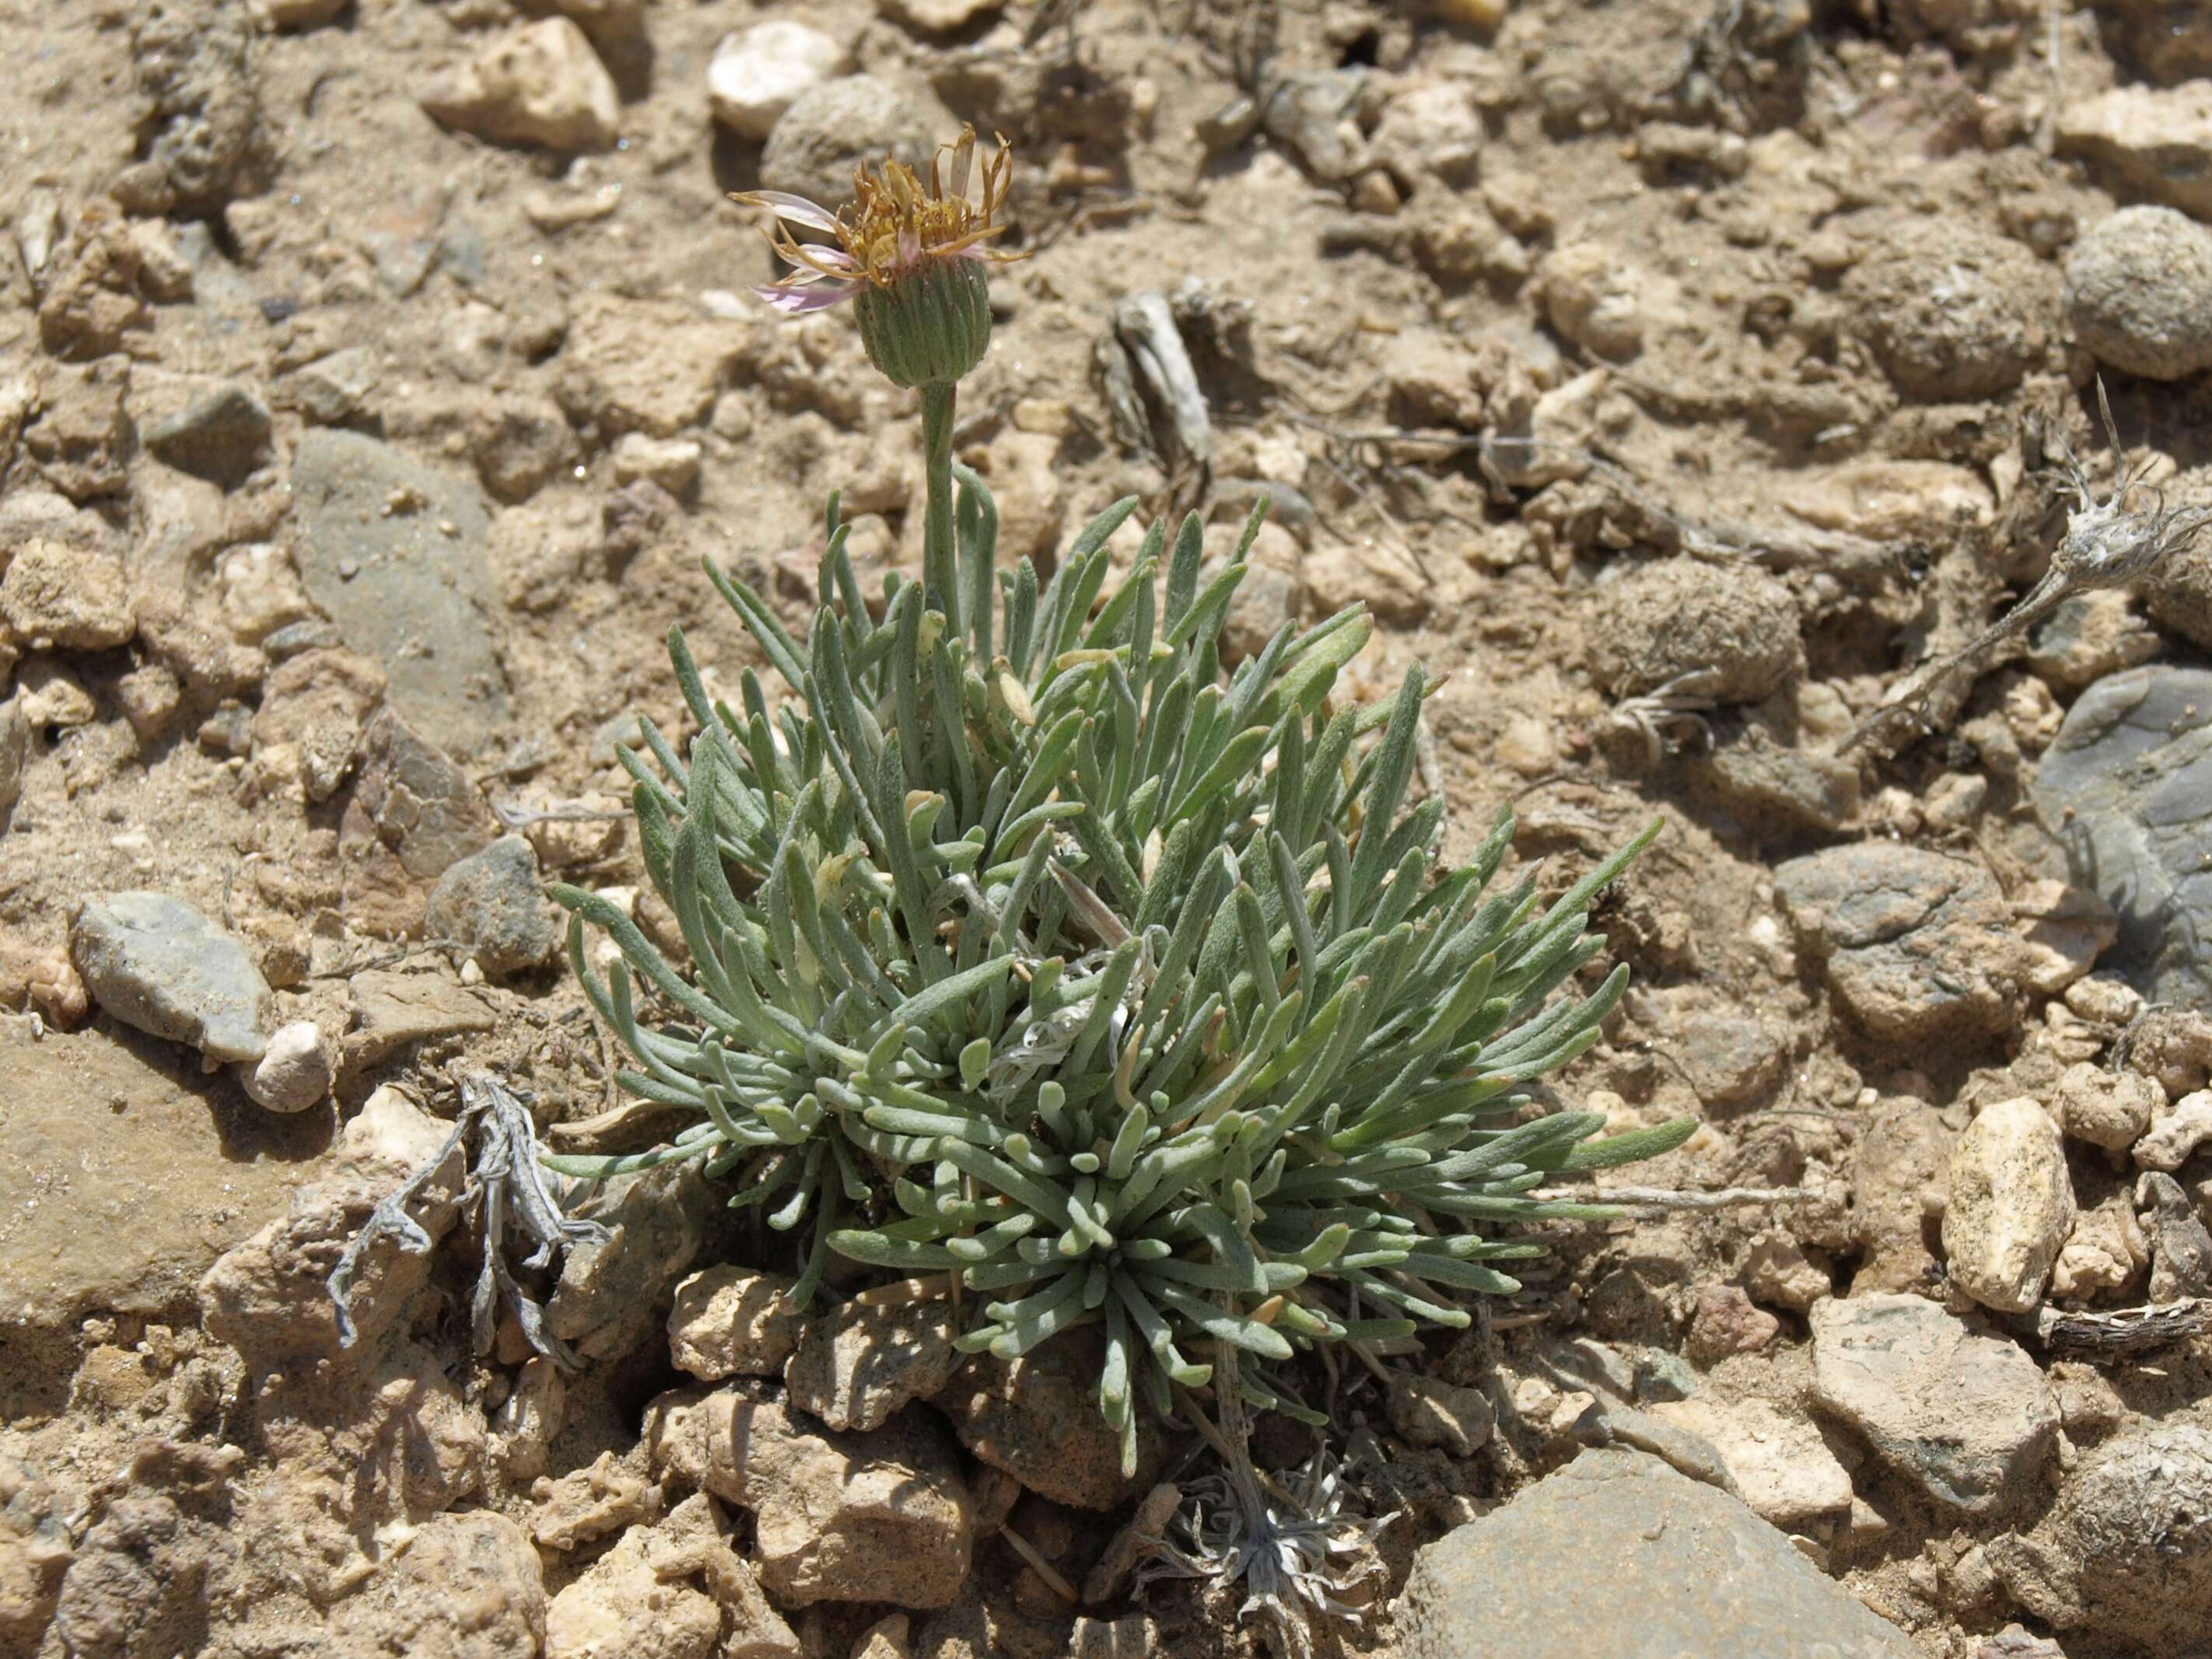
[241,1020,334,1114]
[419,18,620,153]
[2137,1089,2212,1171]
[344,1083,453,1167]
[1943,1097,2075,1314]
[611,431,702,496]
[707,22,846,143]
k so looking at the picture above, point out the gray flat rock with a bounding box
[2030,664,2212,1001]
[72,891,272,1062]
[1397,1447,1917,1659]
[1809,1293,2057,1514]
[0,1026,326,1328]
[290,429,509,754]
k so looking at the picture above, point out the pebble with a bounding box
[1696,726,1860,836]
[1741,1232,1830,1312]
[142,381,271,488]
[1372,82,1484,187]
[1,536,134,653]
[611,431,702,497]
[291,430,509,754]
[645,1390,975,1608]
[2062,975,2144,1027]
[1809,1294,2057,1514]
[419,18,620,152]
[288,347,378,425]
[2135,1088,2212,1171]
[1649,1396,1854,1534]
[707,21,846,142]
[1685,1284,1780,1367]
[2048,1061,2158,1153]
[1388,1374,1496,1456]
[2030,666,2212,1003]
[24,360,132,502]
[1538,243,1653,359]
[70,891,273,1064]
[761,75,935,211]
[1942,1097,2075,1314]
[1398,1447,1918,1659]
[240,1019,334,1114]
[422,836,562,982]
[2057,82,2212,221]
[351,708,498,888]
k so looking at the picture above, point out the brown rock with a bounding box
[668,1265,805,1381]
[933,1328,1166,1510]
[0,537,135,651]
[419,18,619,152]
[555,293,750,439]
[1589,556,1802,705]
[785,1297,958,1433]
[24,359,133,502]
[653,1391,975,1609]
[1775,843,2030,1046]
[1809,1294,2057,1514]
[1684,1285,1780,1367]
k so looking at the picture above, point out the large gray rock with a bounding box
[1396,1447,1917,1659]
[1774,842,2030,1045]
[2031,665,2212,1002]
[1808,1295,2058,1514]
[290,430,509,754]
[71,891,271,1063]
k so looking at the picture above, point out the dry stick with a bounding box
[999,1523,1080,1605]
[1535,1183,1821,1213]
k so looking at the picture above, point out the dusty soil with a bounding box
[5,0,2212,1656]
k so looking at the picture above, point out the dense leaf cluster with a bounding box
[552,473,1689,1471]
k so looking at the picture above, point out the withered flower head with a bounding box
[735,127,1020,387]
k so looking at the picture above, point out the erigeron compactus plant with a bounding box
[549,128,1693,1649]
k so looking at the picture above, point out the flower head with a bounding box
[736,126,1019,317]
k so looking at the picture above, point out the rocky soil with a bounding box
[6,0,2212,1656]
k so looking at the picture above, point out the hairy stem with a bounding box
[921,380,960,640]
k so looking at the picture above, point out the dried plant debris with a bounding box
[330,1071,610,1368]
[1851,383,2212,753]
[2034,1297,2212,1360]
[1597,668,1724,772]
[1136,1349,1394,1659]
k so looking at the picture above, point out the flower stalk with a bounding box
[921,379,959,631]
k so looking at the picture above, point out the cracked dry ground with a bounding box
[8,0,2212,1656]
